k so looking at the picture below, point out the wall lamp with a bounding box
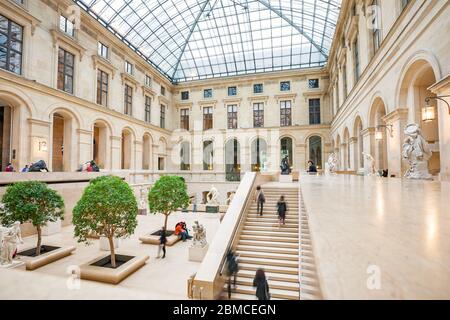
[375,124,393,140]
[423,95,450,122]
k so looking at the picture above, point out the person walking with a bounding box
[225,249,239,298]
[255,186,265,216]
[253,268,270,300]
[277,195,287,227]
[157,226,167,259]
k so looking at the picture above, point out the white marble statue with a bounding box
[0,222,23,266]
[402,123,433,180]
[362,152,377,176]
[325,152,338,175]
[206,185,220,206]
[192,221,207,247]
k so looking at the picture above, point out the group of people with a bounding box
[226,249,271,300]
[156,221,193,259]
[3,160,49,172]
[255,186,287,227]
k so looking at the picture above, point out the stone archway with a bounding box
[121,128,133,170]
[50,110,78,172]
[92,120,111,169]
[369,98,388,172]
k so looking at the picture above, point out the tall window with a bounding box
[59,15,74,37]
[180,142,190,171]
[145,75,152,87]
[160,105,165,128]
[203,140,213,170]
[309,136,322,169]
[354,38,360,83]
[145,95,151,123]
[253,103,264,128]
[96,70,108,107]
[227,105,238,129]
[280,81,290,91]
[0,15,23,75]
[253,83,263,94]
[372,0,381,54]
[161,86,166,96]
[204,88,213,98]
[125,60,133,75]
[98,42,108,59]
[124,84,132,116]
[309,99,321,125]
[342,65,348,99]
[228,86,237,96]
[180,108,189,130]
[280,100,292,127]
[181,91,189,100]
[203,107,213,130]
[57,48,74,94]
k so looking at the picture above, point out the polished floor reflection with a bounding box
[300,174,450,299]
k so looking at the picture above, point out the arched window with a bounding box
[180,141,190,170]
[280,137,293,166]
[251,138,267,172]
[225,139,240,181]
[203,140,213,170]
[309,136,322,169]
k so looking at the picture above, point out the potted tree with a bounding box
[139,175,189,246]
[73,175,148,284]
[0,181,75,270]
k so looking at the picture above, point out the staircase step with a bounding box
[239,256,298,268]
[239,263,298,275]
[236,251,298,262]
[239,240,299,249]
[246,214,299,220]
[246,217,299,223]
[235,277,299,292]
[242,230,299,238]
[243,226,299,233]
[231,284,299,300]
[237,269,299,283]
[244,222,298,228]
[240,235,299,243]
[237,245,298,255]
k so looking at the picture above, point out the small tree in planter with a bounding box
[148,176,189,235]
[73,175,138,268]
[0,181,64,256]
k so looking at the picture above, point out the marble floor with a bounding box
[300,174,450,300]
[0,211,221,299]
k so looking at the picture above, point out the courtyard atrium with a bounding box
[0,0,449,301]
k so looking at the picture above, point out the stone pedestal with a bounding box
[188,244,209,262]
[99,237,120,251]
[206,205,219,213]
[279,174,293,183]
[42,219,61,236]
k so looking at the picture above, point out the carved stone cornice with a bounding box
[223,97,242,105]
[120,72,139,91]
[382,108,409,124]
[361,127,376,136]
[0,0,40,35]
[274,93,297,103]
[198,99,218,107]
[50,29,86,61]
[247,95,269,103]
[142,85,157,98]
[349,137,358,144]
[428,74,450,94]
[158,95,170,105]
[175,102,193,110]
[92,55,117,78]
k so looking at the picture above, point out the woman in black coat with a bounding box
[277,195,287,227]
[253,268,270,300]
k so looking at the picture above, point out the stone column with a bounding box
[240,144,251,173]
[134,139,143,170]
[110,135,122,170]
[349,137,357,172]
[382,108,409,178]
[297,143,307,171]
[77,129,93,171]
[28,119,51,167]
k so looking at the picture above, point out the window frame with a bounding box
[228,86,237,96]
[57,47,75,94]
[203,106,213,130]
[0,14,23,75]
[59,15,75,38]
[180,108,189,130]
[160,104,166,128]
[253,102,264,128]
[280,100,292,127]
[203,88,213,99]
[181,91,189,101]
[280,81,291,92]
[144,95,151,123]
[124,84,133,116]
[227,104,238,129]
[98,42,109,60]
[125,60,134,75]
[309,98,321,125]
[96,69,108,107]
[253,83,264,94]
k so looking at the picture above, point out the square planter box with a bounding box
[41,219,62,236]
[188,244,209,262]
[79,253,149,284]
[99,237,120,251]
[139,229,180,246]
[17,245,76,270]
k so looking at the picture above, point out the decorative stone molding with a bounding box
[142,85,157,98]
[0,0,40,35]
[199,99,218,107]
[175,102,193,110]
[348,15,359,43]
[303,90,325,98]
[247,95,269,103]
[27,118,51,127]
[120,73,139,92]
[274,93,297,103]
[92,55,117,78]
[361,127,376,137]
[158,95,169,105]
[349,137,358,144]
[50,29,86,61]
[382,108,409,124]
[428,74,450,94]
[223,97,242,104]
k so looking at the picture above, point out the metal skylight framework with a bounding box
[75,0,341,83]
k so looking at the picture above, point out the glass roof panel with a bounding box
[75,0,341,83]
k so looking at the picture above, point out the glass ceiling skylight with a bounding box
[75,0,341,83]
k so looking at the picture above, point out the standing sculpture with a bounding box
[280,156,291,175]
[325,153,338,175]
[362,152,377,176]
[206,185,220,206]
[0,221,23,266]
[226,192,235,206]
[192,221,207,247]
[402,123,433,180]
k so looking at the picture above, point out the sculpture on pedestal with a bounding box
[206,186,220,206]
[192,221,207,247]
[226,192,235,205]
[280,156,291,175]
[325,153,338,175]
[0,221,23,266]
[402,123,433,180]
[362,152,377,176]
